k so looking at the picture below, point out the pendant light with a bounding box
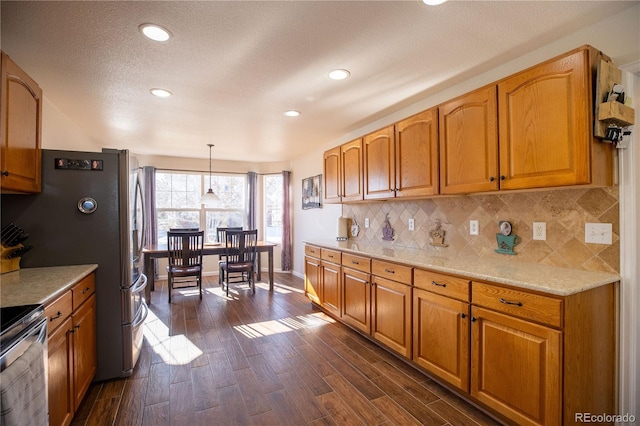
[200,144,220,206]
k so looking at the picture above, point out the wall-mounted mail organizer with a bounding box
[594,59,635,146]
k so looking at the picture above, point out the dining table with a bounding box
[142,241,276,303]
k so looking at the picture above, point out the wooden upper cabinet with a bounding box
[341,139,364,202]
[1,51,42,193]
[439,85,499,194]
[363,125,395,200]
[498,47,606,189]
[395,108,439,198]
[323,139,363,203]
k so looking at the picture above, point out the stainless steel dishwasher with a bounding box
[0,304,48,426]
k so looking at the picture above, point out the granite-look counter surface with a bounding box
[1,264,98,307]
[304,240,620,296]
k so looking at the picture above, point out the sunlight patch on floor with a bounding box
[143,310,203,365]
[233,312,336,339]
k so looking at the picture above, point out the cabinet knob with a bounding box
[489,176,495,182]
[1,171,8,177]
[470,316,477,322]
[460,313,467,319]
[500,175,506,181]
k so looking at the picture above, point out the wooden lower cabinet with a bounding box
[304,255,322,304]
[46,273,97,426]
[341,267,371,334]
[471,306,562,426]
[413,288,470,392]
[321,259,341,317]
[372,275,412,358]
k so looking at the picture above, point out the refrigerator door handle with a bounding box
[132,300,149,329]
[129,273,148,295]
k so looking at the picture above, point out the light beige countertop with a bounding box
[1,264,98,307]
[305,240,620,296]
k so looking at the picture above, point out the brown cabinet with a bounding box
[341,253,372,334]
[320,249,342,317]
[323,139,363,203]
[371,260,412,358]
[471,305,561,426]
[497,46,611,189]
[0,51,42,193]
[363,109,439,200]
[46,273,97,426]
[413,269,470,391]
[304,245,322,304]
[439,84,499,194]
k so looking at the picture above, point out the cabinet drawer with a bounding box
[414,269,470,302]
[372,260,412,285]
[321,248,341,264]
[472,282,562,328]
[72,273,96,311]
[305,245,321,258]
[342,253,371,273]
[45,290,72,335]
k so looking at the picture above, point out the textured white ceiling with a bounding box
[1,1,638,162]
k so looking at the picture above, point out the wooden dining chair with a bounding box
[166,230,204,303]
[220,229,258,296]
[216,227,242,285]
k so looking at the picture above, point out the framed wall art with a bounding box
[302,174,322,209]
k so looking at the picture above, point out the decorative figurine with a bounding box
[495,220,520,255]
[350,217,360,237]
[382,214,395,241]
[429,219,448,247]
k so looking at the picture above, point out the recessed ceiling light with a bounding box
[328,69,350,80]
[284,110,301,117]
[150,88,172,98]
[422,0,448,5]
[139,23,172,42]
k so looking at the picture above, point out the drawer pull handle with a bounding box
[431,281,447,287]
[328,254,334,258]
[351,260,359,265]
[499,298,523,307]
[50,312,62,321]
[384,269,395,274]
[82,287,91,294]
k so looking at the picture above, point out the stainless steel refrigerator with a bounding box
[1,148,148,381]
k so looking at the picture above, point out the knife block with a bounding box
[1,243,22,274]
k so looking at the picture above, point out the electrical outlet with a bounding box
[364,218,369,228]
[585,223,612,244]
[408,218,415,231]
[533,222,546,241]
[469,220,479,236]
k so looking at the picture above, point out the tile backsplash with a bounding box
[343,187,619,273]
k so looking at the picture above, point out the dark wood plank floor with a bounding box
[70,273,503,426]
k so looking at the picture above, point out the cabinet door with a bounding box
[471,306,561,426]
[413,289,469,391]
[439,85,499,194]
[363,125,395,200]
[48,316,74,426]
[304,255,322,304]
[323,146,341,203]
[395,108,439,198]
[498,49,591,190]
[321,261,341,317]
[0,52,42,193]
[72,294,97,409]
[341,139,363,202]
[341,267,371,334]
[372,276,412,357]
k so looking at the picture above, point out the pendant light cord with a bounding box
[208,143,213,190]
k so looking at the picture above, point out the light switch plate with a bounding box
[585,223,612,245]
[408,218,415,231]
[469,220,479,236]
[364,218,369,228]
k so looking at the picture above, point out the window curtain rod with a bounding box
[156,167,287,176]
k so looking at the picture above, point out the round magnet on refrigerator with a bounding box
[78,197,98,214]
